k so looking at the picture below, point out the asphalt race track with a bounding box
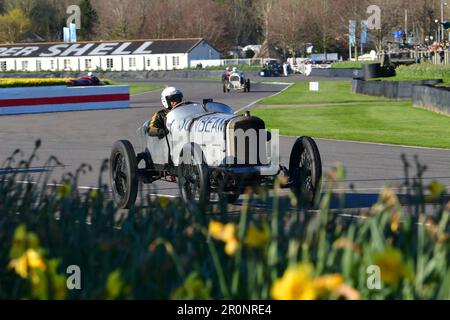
[1,79,449,208]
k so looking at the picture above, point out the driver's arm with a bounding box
[148,111,169,139]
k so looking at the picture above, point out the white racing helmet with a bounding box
[161,86,183,109]
[226,67,230,71]
[232,67,238,72]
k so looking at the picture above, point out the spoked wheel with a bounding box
[110,140,138,209]
[289,137,322,207]
[178,143,210,209]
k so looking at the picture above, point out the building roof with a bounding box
[0,38,217,58]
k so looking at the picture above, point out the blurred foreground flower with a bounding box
[8,248,46,279]
[271,264,316,300]
[271,263,360,300]
[208,221,239,256]
[245,224,271,248]
[373,246,414,288]
[171,272,212,300]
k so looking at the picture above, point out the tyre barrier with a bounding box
[309,68,364,78]
[362,63,396,80]
[412,85,450,116]
[0,85,130,116]
[352,79,443,99]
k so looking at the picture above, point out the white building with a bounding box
[0,38,220,72]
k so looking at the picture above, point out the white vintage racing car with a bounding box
[223,72,251,93]
[109,100,322,209]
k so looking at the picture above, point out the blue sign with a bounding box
[349,20,356,46]
[63,27,70,43]
[69,23,77,43]
[361,20,368,45]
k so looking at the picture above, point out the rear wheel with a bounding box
[110,140,138,209]
[289,137,322,207]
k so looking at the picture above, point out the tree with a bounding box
[0,8,31,43]
[29,0,62,41]
[79,0,98,40]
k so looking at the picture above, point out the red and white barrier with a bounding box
[0,85,130,116]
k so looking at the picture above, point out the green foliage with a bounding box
[79,0,98,40]
[0,8,31,43]
[392,64,450,85]
[0,144,450,300]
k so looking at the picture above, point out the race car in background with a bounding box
[222,72,251,93]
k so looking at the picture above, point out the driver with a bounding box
[148,87,184,138]
[233,67,245,85]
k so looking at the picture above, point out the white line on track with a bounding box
[234,82,294,114]
[309,137,450,151]
[131,89,163,97]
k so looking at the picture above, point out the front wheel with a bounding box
[289,137,322,207]
[110,140,138,209]
[178,143,210,209]
[246,79,251,92]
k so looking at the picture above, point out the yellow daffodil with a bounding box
[379,188,399,210]
[245,224,271,248]
[271,264,317,300]
[373,246,413,287]
[57,184,72,199]
[208,221,239,256]
[9,248,46,279]
[313,274,344,293]
[225,239,239,256]
[271,264,361,300]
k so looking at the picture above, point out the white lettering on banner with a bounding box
[0,48,7,55]
[134,42,153,55]
[0,47,23,57]
[40,44,70,57]
[112,42,133,55]
[88,43,119,56]
[13,47,40,57]
[61,44,95,56]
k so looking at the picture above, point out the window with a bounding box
[129,57,136,68]
[50,60,55,70]
[157,57,161,67]
[172,56,179,67]
[146,59,151,68]
[0,61,6,71]
[106,58,114,69]
[21,61,29,71]
[63,59,71,70]
[36,60,42,71]
[85,59,92,70]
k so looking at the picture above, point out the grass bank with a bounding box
[384,64,450,85]
[259,81,389,105]
[252,102,450,149]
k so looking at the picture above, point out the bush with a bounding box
[0,78,111,88]
[0,143,449,299]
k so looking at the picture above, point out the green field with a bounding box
[252,102,450,148]
[259,81,389,105]
[383,64,450,85]
[113,82,162,94]
[331,61,377,69]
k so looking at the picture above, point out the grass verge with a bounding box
[259,81,390,105]
[252,102,450,148]
[331,61,378,69]
[113,82,163,94]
